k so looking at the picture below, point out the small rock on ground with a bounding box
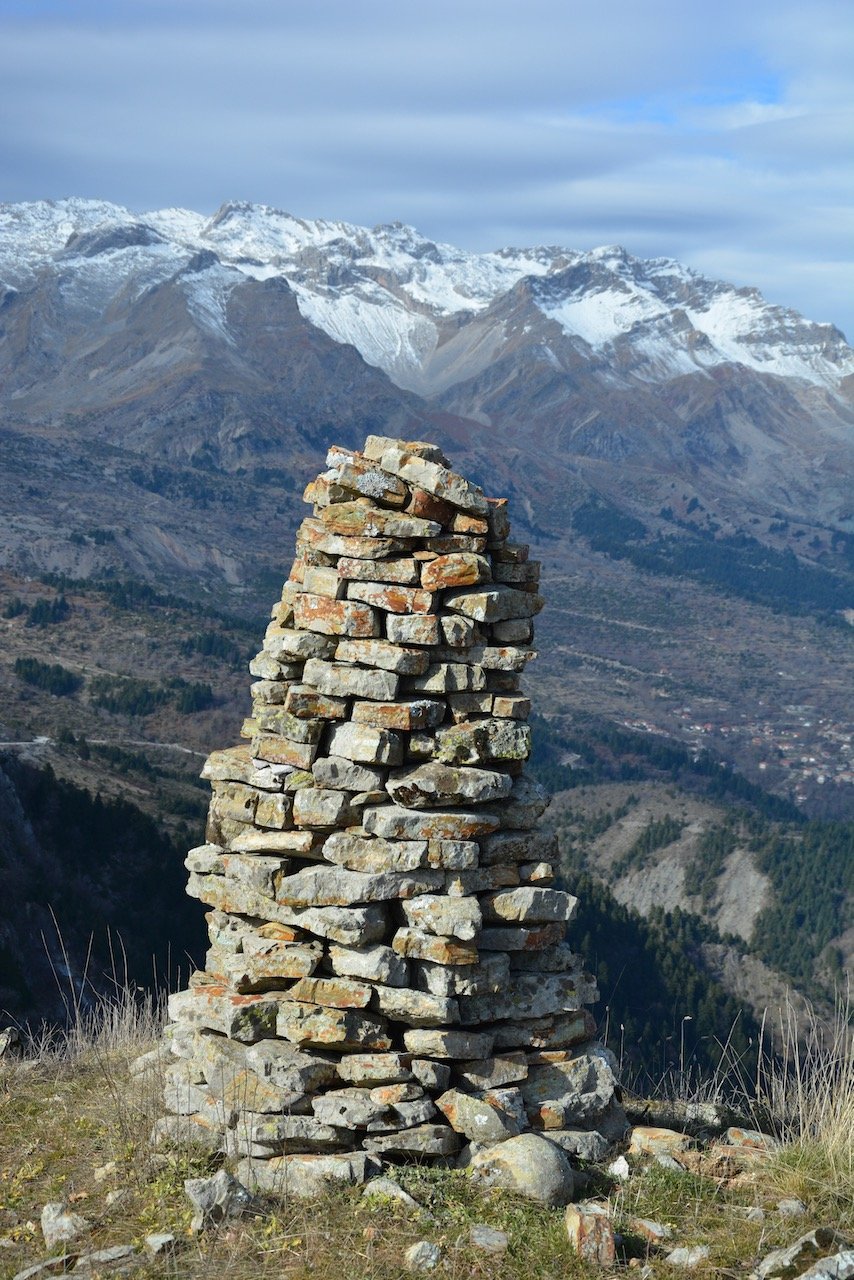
[184,1169,258,1232]
[40,1203,89,1250]
[13,1258,70,1280]
[565,1202,616,1265]
[362,1178,423,1212]
[469,1133,575,1206]
[629,1126,691,1157]
[144,1233,181,1256]
[630,1217,673,1243]
[666,1245,711,1268]
[754,1229,852,1280]
[799,1253,854,1280]
[71,1245,138,1274]
[777,1198,807,1218]
[469,1225,509,1254]
[725,1127,779,1152]
[404,1240,442,1272]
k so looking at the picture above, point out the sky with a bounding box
[1,0,852,337]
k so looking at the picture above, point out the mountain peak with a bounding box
[0,197,851,394]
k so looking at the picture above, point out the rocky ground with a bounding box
[0,1021,851,1280]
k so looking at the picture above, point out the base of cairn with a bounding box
[154,436,627,1193]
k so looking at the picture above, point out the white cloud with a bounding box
[0,0,851,335]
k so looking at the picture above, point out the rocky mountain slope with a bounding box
[1,197,852,540]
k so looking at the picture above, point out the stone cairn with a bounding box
[157,435,625,1194]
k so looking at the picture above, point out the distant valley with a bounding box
[0,197,851,1047]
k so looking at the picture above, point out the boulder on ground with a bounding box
[468,1132,575,1206]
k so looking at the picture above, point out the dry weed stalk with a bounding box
[755,986,853,1212]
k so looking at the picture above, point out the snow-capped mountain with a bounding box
[2,198,851,395]
[1,196,852,578]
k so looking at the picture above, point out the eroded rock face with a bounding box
[155,435,623,1189]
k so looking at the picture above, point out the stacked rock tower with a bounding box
[159,435,625,1191]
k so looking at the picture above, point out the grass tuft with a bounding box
[756,987,854,1223]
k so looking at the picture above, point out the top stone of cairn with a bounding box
[156,435,626,1193]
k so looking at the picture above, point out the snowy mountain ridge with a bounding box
[1,197,851,394]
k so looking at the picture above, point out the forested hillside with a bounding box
[526,715,852,1063]
[0,756,206,1024]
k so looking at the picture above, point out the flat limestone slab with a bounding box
[337,556,419,584]
[481,888,577,924]
[326,723,404,765]
[285,975,374,1008]
[368,441,489,515]
[443,585,544,622]
[237,1152,382,1197]
[362,1123,461,1156]
[401,894,482,941]
[435,719,532,765]
[334,639,429,675]
[386,614,441,645]
[187,874,390,945]
[403,1027,495,1059]
[346,582,436,614]
[414,952,509,996]
[302,658,400,701]
[312,756,385,792]
[293,594,380,637]
[392,927,479,966]
[167,988,279,1042]
[212,944,322,991]
[276,866,444,908]
[386,762,513,809]
[336,1053,414,1085]
[292,788,354,829]
[298,518,406,559]
[372,986,460,1028]
[320,501,440,540]
[351,699,444,730]
[262,625,337,659]
[421,553,491,590]
[285,686,349,720]
[276,1002,391,1052]
[458,973,587,1024]
[322,833,430,873]
[327,942,410,986]
[363,805,500,840]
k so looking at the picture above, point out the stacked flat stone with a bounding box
[157,435,625,1191]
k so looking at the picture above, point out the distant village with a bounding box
[621,701,853,808]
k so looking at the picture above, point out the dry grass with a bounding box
[1,990,852,1278]
[755,989,854,1225]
